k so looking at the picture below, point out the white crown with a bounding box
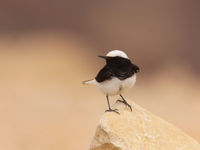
[106,50,129,59]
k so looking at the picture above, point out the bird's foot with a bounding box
[105,108,120,115]
[117,100,132,111]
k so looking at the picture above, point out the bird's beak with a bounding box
[98,55,110,59]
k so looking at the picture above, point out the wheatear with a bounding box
[83,50,140,114]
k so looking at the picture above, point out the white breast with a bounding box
[97,77,121,96]
[96,74,136,96]
[121,74,136,93]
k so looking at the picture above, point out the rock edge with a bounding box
[89,100,200,150]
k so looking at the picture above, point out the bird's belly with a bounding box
[97,77,121,96]
[97,74,136,96]
[121,74,136,92]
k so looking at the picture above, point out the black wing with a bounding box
[95,66,113,82]
[111,63,140,80]
[95,56,140,82]
[103,56,139,80]
[132,63,140,73]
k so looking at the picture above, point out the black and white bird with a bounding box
[83,50,140,114]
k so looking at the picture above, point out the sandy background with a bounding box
[0,1,200,150]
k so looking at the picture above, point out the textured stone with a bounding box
[89,100,200,150]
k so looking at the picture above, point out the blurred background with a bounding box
[0,0,200,149]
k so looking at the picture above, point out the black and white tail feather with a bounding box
[82,79,97,85]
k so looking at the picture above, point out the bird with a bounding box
[82,50,140,114]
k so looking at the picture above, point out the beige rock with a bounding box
[89,100,200,150]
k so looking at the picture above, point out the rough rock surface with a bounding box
[89,100,200,150]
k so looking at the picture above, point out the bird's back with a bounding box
[95,56,139,82]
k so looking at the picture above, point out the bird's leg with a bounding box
[105,95,120,114]
[117,94,132,111]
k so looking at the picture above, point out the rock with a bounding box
[89,100,200,150]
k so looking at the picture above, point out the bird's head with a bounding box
[98,50,129,60]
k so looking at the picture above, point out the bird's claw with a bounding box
[117,100,132,111]
[105,109,120,115]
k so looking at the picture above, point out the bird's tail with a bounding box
[82,79,97,85]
